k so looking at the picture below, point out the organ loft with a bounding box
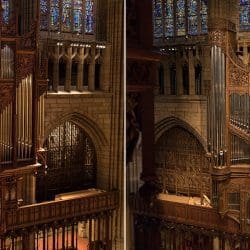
[0,0,123,249]
[127,0,250,249]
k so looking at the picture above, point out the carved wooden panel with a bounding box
[5,191,118,230]
[228,63,249,88]
[16,53,35,85]
[155,126,210,196]
[0,83,14,112]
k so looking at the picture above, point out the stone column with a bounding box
[164,61,171,95]
[189,50,195,95]
[88,45,96,91]
[65,47,72,92]
[176,56,183,96]
[100,45,111,92]
[52,47,60,92]
[77,48,84,92]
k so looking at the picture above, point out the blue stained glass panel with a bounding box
[51,8,59,29]
[201,14,208,33]
[40,0,47,13]
[177,0,185,16]
[154,1,162,18]
[62,0,71,31]
[165,18,174,37]
[240,0,249,4]
[240,0,250,31]
[188,16,198,35]
[188,0,198,35]
[176,0,186,35]
[74,9,82,32]
[200,0,208,33]
[2,0,9,24]
[153,0,163,38]
[177,17,186,35]
[85,0,94,33]
[188,0,197,15]
[165,0,173,18]
[40,0,48,30]
[200,0,208,14]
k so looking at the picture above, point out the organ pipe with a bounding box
[230,93,250,134]
[209,46,226,167]
[0,103,13,163]
[16,74,33,159]
[231,135,250,165]
[0,45,14,79]
[37,94,45,149]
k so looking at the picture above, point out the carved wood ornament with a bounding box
[16,54,35,85]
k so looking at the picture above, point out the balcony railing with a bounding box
[130,194,240,234]
[5,190,118,230]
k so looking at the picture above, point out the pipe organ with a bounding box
[16,74,33,160]
[231,134,250,164]
[208,45,226,167]
[37,94,45,149]
[0,44,14,79]
[230,93,250,135]
[0,103,12,163]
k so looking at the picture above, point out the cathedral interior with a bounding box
[127,0,250,249]
[0,0,123,249]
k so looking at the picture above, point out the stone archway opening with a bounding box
[36,120,96,202]
[155,126,211,206]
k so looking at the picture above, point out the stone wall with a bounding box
[155,95,208,146]
[44,92,113,190]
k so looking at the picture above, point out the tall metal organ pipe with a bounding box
[209,46,226,167]
[0,104,13,163]
[0,45,14,79]
[16,74,33,159]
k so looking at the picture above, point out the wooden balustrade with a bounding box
[5,190,118,230]
[130,194,240,235]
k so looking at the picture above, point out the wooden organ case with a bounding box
[0,1,119,249]
[129,0,250,249]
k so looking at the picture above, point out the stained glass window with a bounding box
[73,0,83,32]
[188,0,198,35]
[40,0,48,30]
[85,0,94,33]
[165,0,174,37]
[200,0,208,33]
[153,0,164,38]
[40,0,95,34]
[240,0,250,31]
[2,0,9,24]
[153,0,208,39]
[62,0,72,31]
[176,0,186,36]
[51,0,60,30]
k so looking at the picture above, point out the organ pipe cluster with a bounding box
[0,104,13,163]
[231,135,250,164]
[208,46,226,167]
[230,93,250,134]
[0,45,14,79]
[16,74,33,160]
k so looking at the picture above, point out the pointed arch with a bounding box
[155,116,207,151]
[44,112,108,151]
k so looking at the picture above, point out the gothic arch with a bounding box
[44,112,108,151]
[155,123,210,197]
[155,116,207,151]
